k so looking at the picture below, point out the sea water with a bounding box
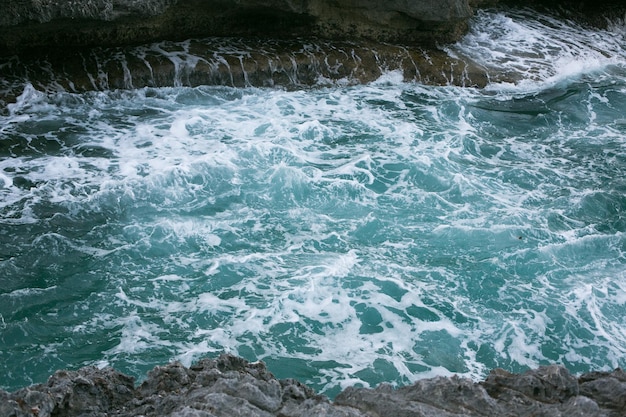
[1,9,626,396]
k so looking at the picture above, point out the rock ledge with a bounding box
[2,354,625,417]
[0,0,473,56]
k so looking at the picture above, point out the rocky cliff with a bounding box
[2,0,625,56]
[0,0,473,56]
[1,354,625,417]
[1,0,625,105]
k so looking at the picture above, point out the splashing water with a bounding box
[1,9,626,396]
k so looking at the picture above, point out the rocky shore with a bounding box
[1,354,625,417]
[0,0,473,56]
[1,0,624,57]
[1,0,625,108]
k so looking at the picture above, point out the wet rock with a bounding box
[1,356,626,417]
[0,37,493,109]
[500,0,626,29]
[0,0,473,56]
[299,0,472,45]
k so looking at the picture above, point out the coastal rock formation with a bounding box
[0,0,179,26]
[0,0,472,56]
[1,354,625,417]
[0,37,492,104]
[1,0,625,63]
[2,0,625,106]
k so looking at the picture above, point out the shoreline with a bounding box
[2,354,625,416]
[1,3,625,109]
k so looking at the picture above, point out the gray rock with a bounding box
[579,369,626,416]
[129,354,358,417]
[557,395,603,417]
[335,376,503,417]
[1,356,625,417]
[482,365,579,404]
[0,366,135,417]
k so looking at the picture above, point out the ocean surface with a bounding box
[1,9,626,396]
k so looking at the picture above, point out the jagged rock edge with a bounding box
[1,354,626,417]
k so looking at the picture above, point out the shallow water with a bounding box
[1,9,626,396]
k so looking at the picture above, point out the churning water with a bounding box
[1,9,626,396]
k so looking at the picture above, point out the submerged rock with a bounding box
[0,37,493,109]
[1,355,625,417]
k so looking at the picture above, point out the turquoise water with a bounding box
[1,10,626,396]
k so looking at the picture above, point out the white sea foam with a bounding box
[2,10,626,392]
[7,83,45,115]
[452,9,626,92]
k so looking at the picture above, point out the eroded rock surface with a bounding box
[0,0,473,56]
[1,355,625,417]
[0,37,494,109]
[0,0,178,26]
